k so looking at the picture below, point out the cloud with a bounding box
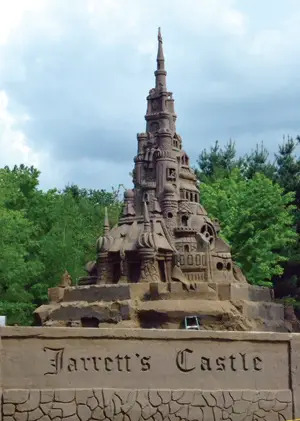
[0,0,299,190]
[0,90,43,168]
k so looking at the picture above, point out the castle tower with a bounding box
[70,28,237,287]
[90,27,237,286]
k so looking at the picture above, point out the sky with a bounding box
[0,0,299,191]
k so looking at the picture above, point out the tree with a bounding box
[242,142,276,180]
[0,166,122,325]
[200,169,297,285]
[275,136,300,215]
[272,136,300,298]
[31,187,122,307]
[0,168,42,324]
[196,140,241,182]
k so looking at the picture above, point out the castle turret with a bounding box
[96,207,113,284]
[137,201,160,282]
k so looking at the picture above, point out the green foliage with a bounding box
[196,136,300,293]
[0,302,36,325]
[242,143,276,180]
[0,166,121,325]
[196,140,241,182]
[201,169,297,284]
[36,190,121,304]
[196,140,277,182]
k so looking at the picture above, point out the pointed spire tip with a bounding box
[158,27,162,42]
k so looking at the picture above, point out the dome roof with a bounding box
[124,189,134,199]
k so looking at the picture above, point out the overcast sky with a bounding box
[0,0,299,191]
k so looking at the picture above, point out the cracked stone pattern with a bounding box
[2,388,293,421]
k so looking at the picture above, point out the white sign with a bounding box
[0,316,6,326]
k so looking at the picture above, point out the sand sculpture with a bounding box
[35,29,286,332]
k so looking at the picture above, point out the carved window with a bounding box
[184,244,190,252]
[181,154,189,166]
[166,168,176,181]
[182,215,188,227]
[152,100,159,111]
[217,262,223,271]
[145,168,153,182]
[173,138,179,148]
[143,193,149,203]
[150,122,159,132]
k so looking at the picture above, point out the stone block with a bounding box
[87,396,98,410]
[40,391,54,404]
[217,284,231,300]
[208,282,217,291]
[28,408,43,420]
[119,303,130,320]
[248,285,272,302]
[52,402,76,417]
[242,301,284,321]
[167,283,183,294]
[54,389,75,403]
[63,285,131,302]
[48,287,64,303]
[230,284,249,300]
[92,407,106,420]
[194,283,217,300]
[129,283,151,299]
[75,390,94,405]
[40,402,52,415]
[17,391,39,412]
[193,283,209,293]
[149,283,160,299]
[50,303,118,323]
[3,390,29,404]
[15,413,28,421]
[217,283,273,303]
[3,404,15,416]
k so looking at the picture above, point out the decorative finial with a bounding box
[104,207,110,235]
[155,27,166,91]
[157,27,164,62]
[158,27,162,42]
[60,270,72,287]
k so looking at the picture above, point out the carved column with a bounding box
[119,256,129,284]
[96,252,108,284]
[164,253,173,283]
[139,249,160,283]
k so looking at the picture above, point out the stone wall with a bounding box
[0,328,299,420]
[2,388,293,421]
